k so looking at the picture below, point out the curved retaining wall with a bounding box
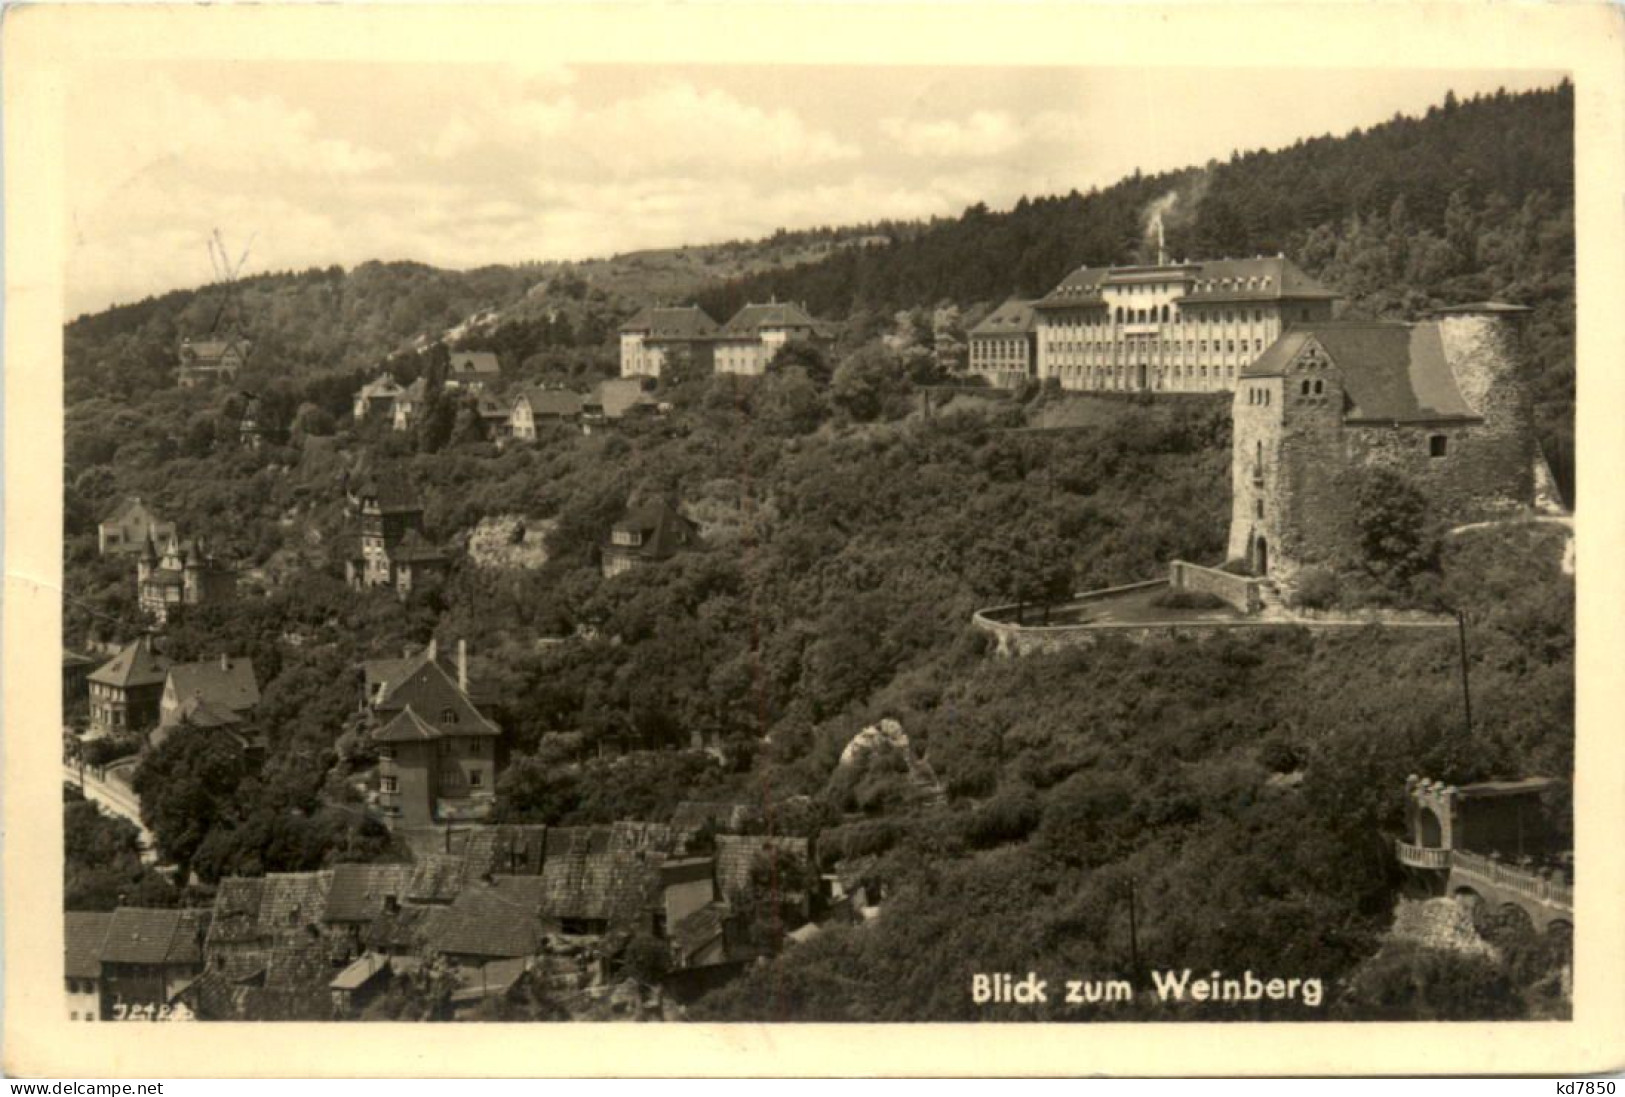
[973,592,1457,656]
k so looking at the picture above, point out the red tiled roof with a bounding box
[65,911,114,979]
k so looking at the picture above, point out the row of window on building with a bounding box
[1043,337,1268,357]
[1048,306,1276,328]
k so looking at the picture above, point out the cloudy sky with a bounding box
[65,63,1564,316]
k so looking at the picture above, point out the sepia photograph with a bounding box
[6,0,1625,1079]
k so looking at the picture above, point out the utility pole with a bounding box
[1126,876,1141,982]
[1455,609,1473,736]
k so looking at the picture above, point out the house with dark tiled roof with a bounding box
[445,351,502,392]
[353,372,407,421]
[509,387,584,440]
[600,499,700,579]
[968,298,1040,389]
[1032,254,1338,394]
[344,481,450,597]
[713,301,835,377]
[426,876,547,962]
[87,635,171,735]
[391,376,431,433]
[619,305,721,379]
[99,906,210,1017]
[98,497,175,556]
[364,639,502,828]
[582,377,660,430]
[536,823,678,936]
[1230,304,1546,589]
[325,863,415,929]
[476,391,513,436]
[177,333,251,389]
[65,911,113,1021]
[137,531,237,625]
[157,655,260,746]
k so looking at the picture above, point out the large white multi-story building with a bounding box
[1032,255,1338,394]
[967,298,1040,388]
[618,306,720,378]
[711,302,835,377]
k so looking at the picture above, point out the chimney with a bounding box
[220,653,230,671]
[458,640,468,694]
[426,637,438,662]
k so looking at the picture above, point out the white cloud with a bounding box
[880,110,1026,158]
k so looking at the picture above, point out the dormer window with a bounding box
[442,707,458,724]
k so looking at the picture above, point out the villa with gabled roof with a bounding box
[619,305,720,379]
[363,639,501,828]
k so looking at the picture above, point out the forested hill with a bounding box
[691,81,1575,495]
[695,84,1572,322]
[66,82,1574,492]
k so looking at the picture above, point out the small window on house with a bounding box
[1301,379,1311,395]
[470,770,483,788]
[1314,380,1324,395]
[1255,499,1264,519]
[442,708,458,724]
[1429,435,1449,458]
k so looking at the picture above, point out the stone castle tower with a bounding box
[1228,303,1541,588]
